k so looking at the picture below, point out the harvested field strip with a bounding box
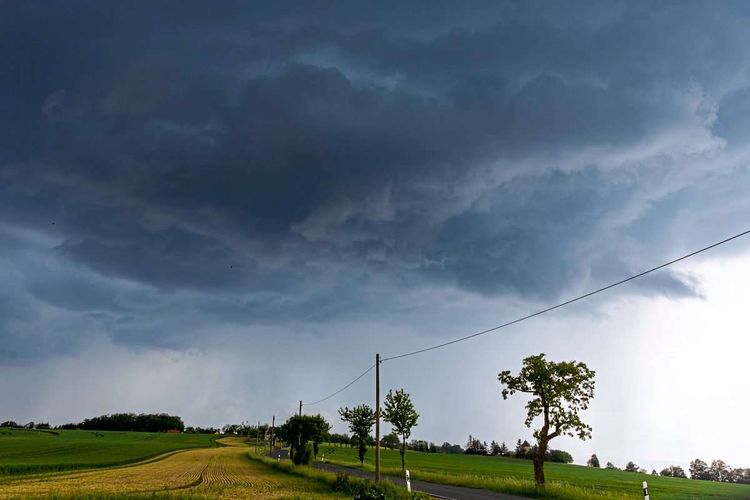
[0,438,345,499]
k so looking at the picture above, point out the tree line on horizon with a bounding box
[57,413,185,433]
[0,413,223,435]
[588,454,750,484]
[464,436,574,464]
[1,421,51,430]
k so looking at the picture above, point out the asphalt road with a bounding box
[266,448,525,499]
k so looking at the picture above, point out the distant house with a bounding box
[518,440,532,457]
[167,429,181,433]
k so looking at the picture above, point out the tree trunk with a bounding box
[400,436,406,471]
[533,438,547,487]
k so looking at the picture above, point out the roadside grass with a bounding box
[0,428,216,476]
[248,450,425,499]
[317,444,750,499]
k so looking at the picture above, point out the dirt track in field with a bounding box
[0,438,343,499]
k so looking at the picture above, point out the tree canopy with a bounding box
[338,404,376,464]
[660,465,687,478]
[624,461,640,472]
[276,414,330,465]
[499,353,595,486]
[382,388,419,471]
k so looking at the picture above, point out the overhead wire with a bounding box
[382,227,750,361]
[302,363,376,407]
[301,227,750,404]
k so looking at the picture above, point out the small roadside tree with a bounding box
[276,414,331,465]
[587,454,600,467]
[382,389,419,472]
[499,353,595,487]
[338,404,376,465]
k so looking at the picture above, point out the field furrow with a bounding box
[0,437,344,499]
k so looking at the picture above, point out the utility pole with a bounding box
[297,401,302,454]
[375,352,381,482]
[271,415,276,458]
[256,420,261,453]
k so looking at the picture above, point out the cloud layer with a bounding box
[2,4,750,466]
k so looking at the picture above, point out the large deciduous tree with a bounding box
[690,458,710,480]
[338,404,376,465]
[499,353,595,487]
[587,454,600,467]
[709,459,730,482]
[382,388,419,471]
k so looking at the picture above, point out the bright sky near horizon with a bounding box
[2,0,750,473]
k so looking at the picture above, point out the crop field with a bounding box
[0,428,216,475]
[319,444,750,499]
[0,437,346,499]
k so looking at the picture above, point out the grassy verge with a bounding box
[248,451,426,499]
[320,460,634,500]
[316,444,750,499]
[392,469,634,499]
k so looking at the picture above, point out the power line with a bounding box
[300,227,750,405]
[302,363,376,407]
[382,227,750,361]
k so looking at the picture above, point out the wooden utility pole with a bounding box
[271,415,276,458]
[375,352,381,482]
[256,420,261,452]
[297,401,302,454]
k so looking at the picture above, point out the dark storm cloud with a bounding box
[2,0,749,358]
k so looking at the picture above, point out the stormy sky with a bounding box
[2,1,749,470]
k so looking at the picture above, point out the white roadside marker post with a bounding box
[643,480,650,500]
[405,470,411,493]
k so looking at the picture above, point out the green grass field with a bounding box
[0,428,216,475]
[318,444,750,499]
